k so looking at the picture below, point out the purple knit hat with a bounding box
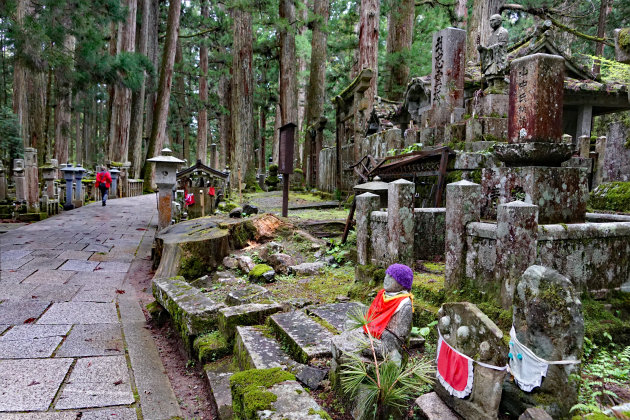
[386,264,413,290]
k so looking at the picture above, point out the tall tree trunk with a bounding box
[454,0,468,29]
[259,105,267,173]
[197,0,209,165]
[144,0,160,157]
[296,0,308,169]
[229,5,255,190]
[279,0,298,127]
[358,0,380,114]
[384,0,414,101]
[43,68,53,161]
[272,103,281,163]
[109,0,137,163]
[303,0,329,185]
[53,34,76,166]
[592,0,612,76]
[142,0,182,191]
[12,0,29,147]
[173,39,189,162]
[130,0,150,178]
[218,70,231,170]
[466,0,504,64]
[75,95,83,164]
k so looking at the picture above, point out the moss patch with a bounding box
[230,368,295,419]
[146,301,167,325]
[248,264,274,282]
[194,331,231,363]
[179,256,206,280]
[619,28,630,53]
[589,181,630,213]
[582,294,630,346]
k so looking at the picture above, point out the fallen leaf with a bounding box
[27,381,40,386]
[23,318,36,324]
[115,289,126,294]
[113,379,123,385]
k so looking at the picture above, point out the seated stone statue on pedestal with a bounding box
[478,14,509,92]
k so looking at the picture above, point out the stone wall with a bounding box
[603,121,630,182]
[458,215,630,296]
[414,208,446,260]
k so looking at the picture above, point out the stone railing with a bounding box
[356,179,447,267]
[127,179,143,197]
[446,180,630,307]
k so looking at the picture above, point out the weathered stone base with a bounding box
[481,166,588,223]
[268,311,334,364]
[218,303,284,341]
[465,117,508,142]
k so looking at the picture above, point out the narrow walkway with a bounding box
[0,195,181,419]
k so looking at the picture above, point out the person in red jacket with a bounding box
[95,166,112,206]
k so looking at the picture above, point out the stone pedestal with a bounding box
[593,136,607,188]
[356,192,380,265]
[504,266,583,419]
[24,148,39,212]
[430,27,466,126]
[387,179,415,266]
[578,135,590,158]
[13,159,26,202]
[42,166,57,199]
[60,165,77,210]
[614,29,630,64]
[73,165,86,207]
[445,181,481,290]
[109,168,121,198]
[210,143,218,169]
[496,201,538,309]
[481,166,588,224]
[475,94,509,117]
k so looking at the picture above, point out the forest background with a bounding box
[0,0,628,190]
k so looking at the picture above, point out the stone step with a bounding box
[255,380,329,419]
[414,392,460,420]
[218,303,284,342]
[204,358,235,420]
[152,276,225,354]
[269,311,334,364]
[306,302,367,333]
[225,284,270,306]
[234,326,296,371]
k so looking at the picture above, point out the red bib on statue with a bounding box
[436,335,474,398]
[363,289,412,339]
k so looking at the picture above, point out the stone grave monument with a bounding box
[24,148,39,212]
[0,162,7,201]
[502,265,583,419]
[13,158,26,203]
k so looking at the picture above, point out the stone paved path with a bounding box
[0,195,182,419]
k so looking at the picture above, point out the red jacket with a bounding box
[96,171,112,189]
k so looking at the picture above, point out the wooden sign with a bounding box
[278,122,297,174]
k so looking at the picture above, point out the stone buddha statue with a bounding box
[478,14,509,91]
[361,263,414,365]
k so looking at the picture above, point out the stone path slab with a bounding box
[55,356,135,409]
[306,302,367,333]
[234,326,296,370]
[0,358,73,411]
[0,194,180,419]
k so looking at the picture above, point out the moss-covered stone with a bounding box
[146,300,167,325]
[248,264,274,283]
[589,181,630,212]
[193,331,231,363]
[582,295,630,346]
[230,368,295,419]
[619,28,630,53]
[179,256,206,280]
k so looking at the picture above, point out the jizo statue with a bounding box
[478,14,509,91]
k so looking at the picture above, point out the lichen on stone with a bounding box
[230,367,295,419]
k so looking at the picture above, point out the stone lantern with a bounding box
[60,165,78,210]
[354,176,390,209]
[147,148,185,230]
[109,167,121,199]
[13,159,26,202]
[73,164,87,206]
[41,161,58,199]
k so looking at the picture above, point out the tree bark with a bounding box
[454,0,468,29]
[229,5,255,190]
[109,0,137,164]
[296,0,308,169]
[279,0,298,127]
[142,0,181,191]
[75,95,82,164]
[303,0,329,185]
[218,69,231,170]
[197,0,209,165]
[259,105,267,172]
[467,0,505,64]
[174,39,189,161]
[358,0,380,114]
[144,0,160,154]
[12,0,29,148]
[130,0,150,178]
[384,0,414,101]
[272,103,281,163]
[53,34,76,165]
[592,0,611,76]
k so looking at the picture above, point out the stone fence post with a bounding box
[445,180,481,290]
[496,201,538,309]
[356,192,380,265]
[593,136,607,188]
[387,179,415,266]
[578,135,590,159]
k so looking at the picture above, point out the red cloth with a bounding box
[362,289,411,339]
[208,186,215,196]
[436,336,474,398]
[185,193,195,206]
[95,171,112,189]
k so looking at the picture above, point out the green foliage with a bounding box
[340,308,435,420]
[589,182,630,213]
[0,107,23,168]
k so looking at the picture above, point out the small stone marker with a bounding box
[414,392,459,420]
[431,27,466,126]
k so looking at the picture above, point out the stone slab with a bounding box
[234,326,295,370]
[19,258,66,271]
[1,324,71,340]
[29,249,63,259]
[225,284,270,306]
[306,302,367,333]
[218,303,284,341]
[55,356,135,409]
[1,256,34,270]
[55,242,89,251]
[66,272,126,287]
[259,380,328,419]
[204,358,234,420]
[95,261,131,273]
[55,324,123,357]
[269,311,334,363]
[59,259,98,272]
[0,268,37,284]
[414,392,459,420]
[88,252,134,263]
[57,250,94,260]
[0,358,73,411]
[0,300,50,324]
[0,336,63,359]
[31,284,82,302]
[22,269,76,285]
[0,249,33,262]
[0,284,38,301]
[37,302,118,325]
[83,244,113,253]
[81,408,138,420]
